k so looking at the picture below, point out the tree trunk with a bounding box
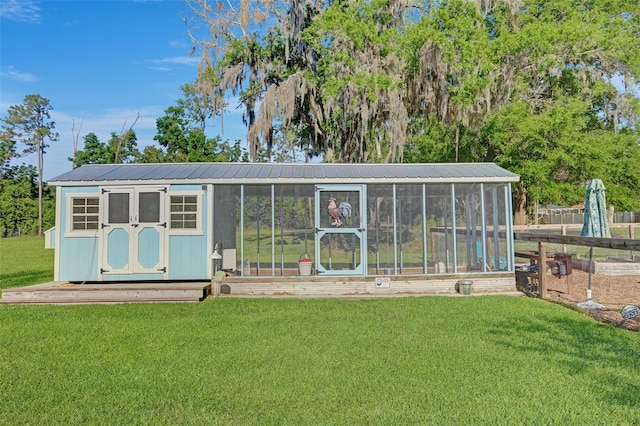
[38,138,43,236]
[454,124,460,162]
[607,205,615,225]
[513,190,528,226]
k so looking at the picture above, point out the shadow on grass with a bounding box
[488,306,640,410]
[0,270,53,291]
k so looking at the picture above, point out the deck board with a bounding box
[0,282,211,305]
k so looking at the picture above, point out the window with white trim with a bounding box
[72,197,99,231]
[170,195,198,229]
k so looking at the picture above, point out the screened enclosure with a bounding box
[212,181,514,277]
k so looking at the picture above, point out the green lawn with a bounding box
[1,237,639,424]
[0,236,54,290]
[1,298,639,424]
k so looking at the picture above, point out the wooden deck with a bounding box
[1,274,521,304]
[213,274,518,298]
[0,281,211,305]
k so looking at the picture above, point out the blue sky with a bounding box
[1,0,245,180]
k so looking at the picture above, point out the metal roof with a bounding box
[48,162,520,186]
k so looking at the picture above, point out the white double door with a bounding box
[100,187,167,276]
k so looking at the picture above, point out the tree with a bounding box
[177,82,218,132]
[0,130,17,178]
[107,130,140,164]
[469,1,640,222]
[0,94,59,235]
[217,139,249,163]
[71,131,140,168]
[139,145,166,164]
[71,117,84,168]
[187,0,640,220]
[0,164,54,236]
[70,133,109,167]
[185,0,326,160]
[152,104,246,162]
[154,106,190,157]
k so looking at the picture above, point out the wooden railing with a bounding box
[514,223,637,240]
[513,233,640,298]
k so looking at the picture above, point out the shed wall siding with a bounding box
[58,186,101,282]
[59,237,100,282]
[170,184,203,191]
[168,236,208,279]
[167,187,209,280]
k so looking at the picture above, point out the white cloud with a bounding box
[0,0,42,23]
[169,40,191,49]
[0,66,37,82]
[148,56,200,67]
[148,66,173,72]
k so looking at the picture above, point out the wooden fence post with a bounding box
[538,242,547,299]
[630,224,635,261]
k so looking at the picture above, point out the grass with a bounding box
[1,298,639,424]
[1,237,640,424]
[0,236,54,291]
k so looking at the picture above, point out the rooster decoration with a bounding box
[328,198,352,227]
